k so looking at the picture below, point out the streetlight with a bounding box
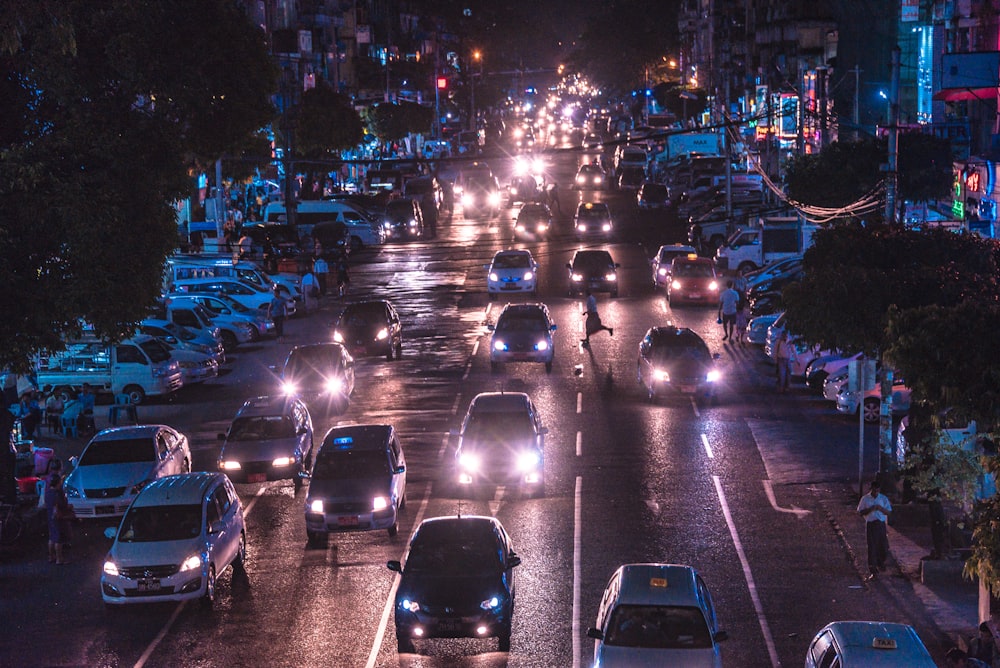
[470,50,482,132]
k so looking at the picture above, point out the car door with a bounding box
[293,400,312,460]
[389,434,406,507]
[387,304,401,343]
[155,431,177,475]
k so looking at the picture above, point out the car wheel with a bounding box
[123,385,145,406]
[220,330,238,351]
[397,635,415,654]
[545,361,552,373]
[233,532,247,573]
[387,522,398,538]
[863,398,880,423]
[350,236,363,253]
[807,370,828,390]
[498,625,512,652]
[200,565,216,608]
[182,458,191,474]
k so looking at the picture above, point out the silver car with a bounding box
[217,395,314,489]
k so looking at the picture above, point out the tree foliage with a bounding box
[369,101,434,142]
[0,0,276,371]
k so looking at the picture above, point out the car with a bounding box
[637,181,670,209]
[836,379,912,422]
[217,395,314,489]
[158,295,258,349]
[486,249,538,298]
[582,133,603,149]
[333,299,403,360]
[138,318,225,365]
[567,249,620,297]
[387,515,522,653]
[63,425,193,519]
[743,256,803,289]
[161,342,219,385]
[637,326,722,401]
[101,472,246,608]
[488,303,557,373]
[574,201,614,239]
[805,621,936,667]
[587,563,728,667]
[304,424,407,545]
[748,291,784,317]
[453,392,546,496]
[279,343,355,413]
[617,166,645,191]
[513,202,552,239]
[745,312,781,346]
[805,352,863,390]
[508,174,543,203]
[651,244,698,290]
[459,172,502,218]
[383,198,425,240]
[667,256,720,306]
[615,145,648,173]
[574,163,607,189]
[173,277,287,315]
[165,292,272,341]
[823,366,851,402]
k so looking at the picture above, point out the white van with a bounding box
[172,278,295,316]
[165,257,301,301]
[262,201,383,250]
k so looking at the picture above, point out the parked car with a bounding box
[332,300,403,360]
[745,312,781,346]
[304,424,407,545]
[805,352,863,390]
[64,425,192,519]
[488,303,557,373]
[217,395,314,489]
[387,515,522,652]
[637,326,721,401]
[836,379,912,423]
[138,318,224,365]
[101,472,246,608]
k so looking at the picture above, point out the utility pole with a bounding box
[852,65,863,138]
[433,30,440,139]
[724,71,733,221]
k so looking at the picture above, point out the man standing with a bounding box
[313,254,329,297]
[774,330,792,393]
[581,289,613,347]
[268,287,287,341]
[857,479,892,579]
[718,279,740,341]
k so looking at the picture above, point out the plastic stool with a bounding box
[108,403,138,426]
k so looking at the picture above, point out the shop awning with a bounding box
[932,87,998,102]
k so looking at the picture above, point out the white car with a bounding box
[342,211,386,249]
[836,380,912,422]
[173,278,296,316]
[64,425,192,519]
[823,366,850,402]
[486,249,538,298]
[805,352,862,391]
[163,344,219,384]
[102,472,246,608]
[651,244,697,290]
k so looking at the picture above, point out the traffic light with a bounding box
[436,77,448,90]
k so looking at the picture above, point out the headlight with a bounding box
[605,273,617,281]
[577,224,586,231]
[709,281,719,291]
[535,340,548,351]
[531,158,545,173]
[602,223,612,232]
[576,176,586,184]
[309,499,324,513]
[324,377,343,394]
[272,457,293,467]
[538,223,548,232]
[401,599,420,612]
[376,328,389,340]
[493,339,508,352]
[706,369,721,383]
[523,271,533,281]
[516,451,540,472]
[571,273,583,281]
[333,331,344,343]
[658,268,667,276]
[408,218,417,227]
[219,460,242,471]
[653,369,669,381]
[515,224,525,232]
[461,193,474,207]
[480,596,501,610]
[489,272,499,282]
[459,452,480,472]
[103,560,120,576]
[488,192,502,206]
[64,483,81,499]
[281,381,297,395]
[671,279,682,290]
[372,496,388,511]
[594,176,603,184]
[179,554,202,573]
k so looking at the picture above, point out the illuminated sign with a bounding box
[966,171,981,193]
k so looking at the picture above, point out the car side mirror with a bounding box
[298,470,311,481]
[714,630,729,643]
[550,324,557,331]
[104,526,117,540]
[614,263,621,268]
[387,560,402,573]
[394,465,405,474]
[209,520,225,535]
[507,554,522,568]
[587,628,604,640]
[487,324,495,331]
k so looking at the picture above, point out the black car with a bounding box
[279,343,355,414]
[567,249,620,297]
[637,326,722,401]
[387,515,522,653]
[383,198,424,240]
[513,202,552,240]
[637,181,670,209]
[333,300,403,360]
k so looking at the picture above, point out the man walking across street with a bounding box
[581,289,613,347]
[718,279,740,340]
[857,479,892,579]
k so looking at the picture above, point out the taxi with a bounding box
[587,563,727,667]
[805,621,936,667]
[667,255,720,306]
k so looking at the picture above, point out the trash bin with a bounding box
[33,447,55,476]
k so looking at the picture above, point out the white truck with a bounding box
[714,216,818,274]
[36,335,183,404]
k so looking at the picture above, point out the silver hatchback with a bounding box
[217,396,314,489]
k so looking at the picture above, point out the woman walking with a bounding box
[45,473,74,564]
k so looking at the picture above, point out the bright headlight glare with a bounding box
[401,599,420,612]
[461,193,474,207]
[480,596,501,610]
[653,369,669,381]
[488,192,502,206]
[602,223,612,231]
[709,281,719,291]
[594,176,603,184]
[658,268,667,276]
[324,377,343,393]
[459,452,480,471]
[531,159,545,173]
[572,273,583,281]
[605,273,617,281]
[309,499,324,513]
[671,279,681,290]
[576,176,585,184]
[179,554,202,573]
[489,272,499,281]
[372,496,388,511]
[281,381,297,395]
[523,271,533,280]
[493,340,508,351]
[535,340,548,351]
[516,451,540,471]
[220,460,241,471]
[376,328,389,340]
[103,560,119,576]
[707,369,721,382]
[333,331,344,343]
[272,456,293,467]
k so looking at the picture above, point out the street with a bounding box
[0,147,954,668]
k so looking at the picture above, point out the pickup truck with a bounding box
[715,216,817,274]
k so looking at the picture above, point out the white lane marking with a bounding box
[576,392,582,414]
[485,302,493,317]
[712,475,780,668]
[134,485,267,668]
[462,361,471,381]
[690,396,701,417]
[367,484,433,667]
[450,394,462,416]
[471,339,480,358]
[572,476,582,668]
[763,479,811,518]
[576,431,582,457]
[436,433,449,459]
[701,434,714,459]
[489,486,503,516]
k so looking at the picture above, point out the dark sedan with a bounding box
[637,326,721,401]
[333,300,403,360]
[279,343,355,414]
[567,249,620,297]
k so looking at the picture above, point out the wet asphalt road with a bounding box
[1,142,943,667]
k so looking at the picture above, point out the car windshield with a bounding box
[405,539,502,575]
[644,184,668,197]
[650,343,710,363]
[138,339,172,363]
[493,254,531,269]
[497,314,548,332]
[465,412,535,444]
[228,416,295,441]
[117,504,202,543]
[574,254,613,271]
[80,437,156,465]
[672,262,714,278]
[312,449,389,479]
[285,348,343,378]
[342,304,385,326]
[605,605,713,649]
[578,208,609,220]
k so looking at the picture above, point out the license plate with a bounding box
[680,385,696,393]
[247,473,267,483]
[137,579,161,592]
[502,284,519,290]
[337,516,359,526]
[437,619,462,632]
[96,505,114,515]
[688,293,701,299]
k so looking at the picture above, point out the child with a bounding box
[735,302,750,345]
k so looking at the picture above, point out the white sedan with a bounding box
[486,249,538,298]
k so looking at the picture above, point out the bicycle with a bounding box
[0,501,26,545]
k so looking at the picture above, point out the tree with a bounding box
[369,102,434,144]
[285,84,364,200]
[0,0,276,373]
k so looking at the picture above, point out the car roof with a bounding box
[577,202,609,212]
[613,564,702,607]
[132,472,224,508]
[411,515,501,545]
[493,249,532,258]
[287,342,345,359]
[89,425,170,441]
[320,424,393,452]
[817,621,936,666]
[658,243,697,254]
[469,392,532,413]
[648,326,706,346]
[235,395,299,419]
[573,249,615,263]
[671,255,714,267]
[343,299,390,312]
[499,303,549,318]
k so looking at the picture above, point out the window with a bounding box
[172,310,199,328]
[213,485,232,515]
[116,345,147,365]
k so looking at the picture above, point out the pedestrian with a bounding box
[968,622,997,666]
[947,647,991,667]
[335,252,350,297]
[300,269,318,313]
[734,301,750,345]
[268,287,288,341]
[78,383,96,435]
[718,280,740,341]
[774,330,792,392]
[580,289,613,347]
[238,232,252,259]
[45,472,74,564]
[857,479,892,579]
[313,254,329,297]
